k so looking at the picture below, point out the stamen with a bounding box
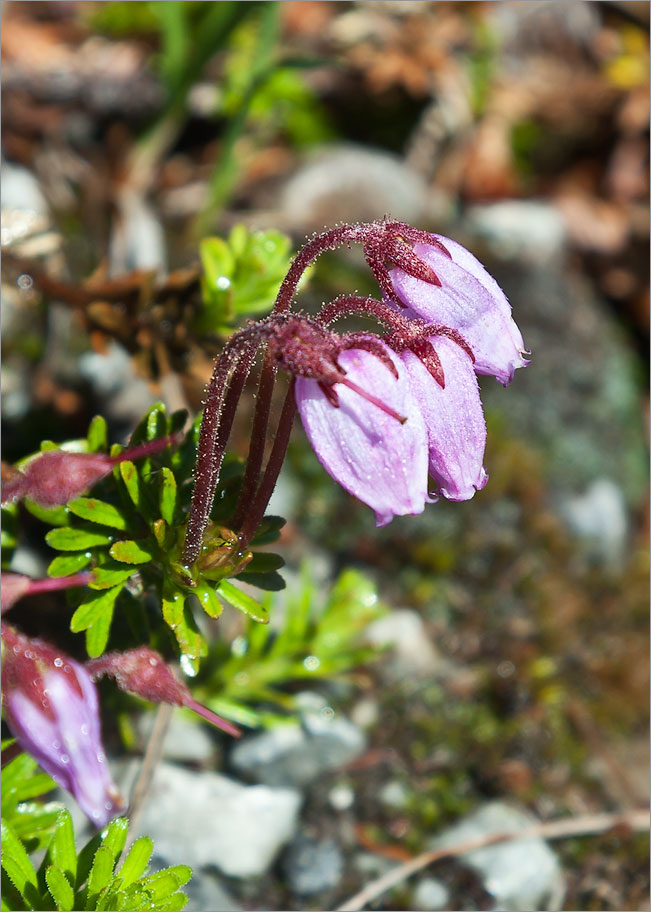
[337,376,407,424]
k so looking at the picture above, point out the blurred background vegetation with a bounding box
[1,2,649,910]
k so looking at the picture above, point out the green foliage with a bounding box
[197,225,293,335]
[1,742,59,854]
[194,567,387,727]
[3,405,285,672]
[1,768,192,912]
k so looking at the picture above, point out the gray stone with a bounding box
[123,762,301,878]
[365,609,448,681]
[230,714,365,787]
[279,144,432,233]
[412,877,450,911]
[562,478,628,565]
[429,802,563,911]
[379,779,410,810]
[283,835,344,896]
[463,201,567,265]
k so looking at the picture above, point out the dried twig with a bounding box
[336,807,650,912]
[126,702,173,846]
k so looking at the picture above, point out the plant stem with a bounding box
[230,348,278,530]
[237,379,297,548]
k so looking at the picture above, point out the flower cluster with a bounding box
[183,220,528,561]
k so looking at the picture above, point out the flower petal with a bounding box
[401,338,488,501]
[295,346,432,526]
[390,240,529,385]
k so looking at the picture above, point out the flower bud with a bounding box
[2,435,180,507]
[87,647,241,738]
[1,626,123,827]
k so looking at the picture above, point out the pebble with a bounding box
[428,802,564,911]
[463,201,567,265]
[121,762,302,878]
[282,835,344,896]
[230,714,365,788]
[412,877,450,911]
[365,609,448,681]
[562,477,628,566]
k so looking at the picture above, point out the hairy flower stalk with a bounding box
[184,220,529,560]
[1,571,92,614]
[1,626,123,827]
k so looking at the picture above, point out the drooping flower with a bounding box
[1,626,123,828]
[389,237,529,386]
[295,342,433,526]
[1,434,180,508]
[86,647,241,738]
[399,336,488,501]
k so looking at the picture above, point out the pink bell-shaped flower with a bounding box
[295,343,433,526]
[1,626,123,828]
[389,237,529,386]
[400,337,488,501]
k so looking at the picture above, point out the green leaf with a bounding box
[140,866,192,902]
[152,519,168,549]
[86,845,115,908]
[161,585,184,630]
[250,514,286,546]
[109,540,155,564]
[158,468,177,525]
[194,584,223,619]
[146,407,167,443]
[10,804,62,850]
[46,527,113,552]
[239,552,285,573]
[87,416,108,454]
[238,570,286,591]
[44,866,74,912]
[172,601,207,664]
[0,820,38,901]
[47,552,92,577]
[23,499,70,527]
[85,605,115,658]
[2,753,55,811]
[67,498,128,530]
[119,462,142,510]
[117,838,153,888]
[101,817,129,864]
[216,580,269,623]
[70,586,122,633]
[89,563,136,590]
[150,890,189,911]
[49,811,76,885]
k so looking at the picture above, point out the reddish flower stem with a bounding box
[230,348,278,530]
[183,332,259,567]
[237,379,297,548]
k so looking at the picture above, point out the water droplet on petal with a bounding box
[54,658,63,667]
[60,754,70,764]
[80,724,90,736]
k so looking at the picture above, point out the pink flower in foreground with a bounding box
[389,237,529,386]
[400,337,488,501]
[1,626,123,828]
[295,343,433,526]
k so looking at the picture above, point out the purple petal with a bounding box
[3,651,122,828]
[295,345,433,526]
[389,240,529,386]
[401,338,488,501]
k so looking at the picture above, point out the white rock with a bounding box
[429,802,563,911]
[124,762,301,878]
[464,201,567,264]
[231,714,365,787]
[365,609,447,680]
[412,877,450,911]
[562,478,627,565]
